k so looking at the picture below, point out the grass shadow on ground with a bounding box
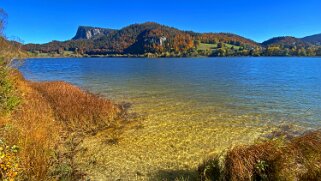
[150,169,198,181]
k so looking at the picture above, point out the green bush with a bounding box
[0,58,20,114]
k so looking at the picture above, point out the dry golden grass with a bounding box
[30,81,122,133]
[199,130,321,181]
[1,70,57,180]
[10,73,59,180]
[0,70,127,180]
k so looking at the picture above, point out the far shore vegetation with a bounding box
[25,40,321,58]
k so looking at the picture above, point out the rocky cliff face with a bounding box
[72,26,115,40]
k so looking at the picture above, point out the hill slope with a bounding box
[302,33,321,45]
[262,36,310,48]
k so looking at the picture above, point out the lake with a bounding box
[19,57,321,179]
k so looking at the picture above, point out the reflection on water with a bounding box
[19,57,321,179]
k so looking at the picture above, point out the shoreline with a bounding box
[25,55,321,59]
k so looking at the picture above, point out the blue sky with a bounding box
[1,0,321,44]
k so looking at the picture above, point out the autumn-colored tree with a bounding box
[173,33,195,53]
[297,47,307,56]
[266,46,282,56]
[306,47,316,56]
[198,33,258,48]
[217,42,224,48]
[316,47,321,56]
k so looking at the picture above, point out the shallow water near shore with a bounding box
[20,57,321,180]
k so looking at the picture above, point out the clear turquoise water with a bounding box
[20,57,321,129]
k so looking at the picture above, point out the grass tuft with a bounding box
[198,130,321,181]
[30,81,122,133]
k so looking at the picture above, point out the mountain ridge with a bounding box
[262,36,311,47]
[22,22,321,57]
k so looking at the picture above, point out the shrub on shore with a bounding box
[0,36,25,115]
[198,130,321,181]
[30,81,122,133]
[0,60,20,114]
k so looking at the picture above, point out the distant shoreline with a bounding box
[25,54,321,59]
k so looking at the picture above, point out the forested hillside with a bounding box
[22,22,321,57]
[22,22,262,57]
[302,33,321,45]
